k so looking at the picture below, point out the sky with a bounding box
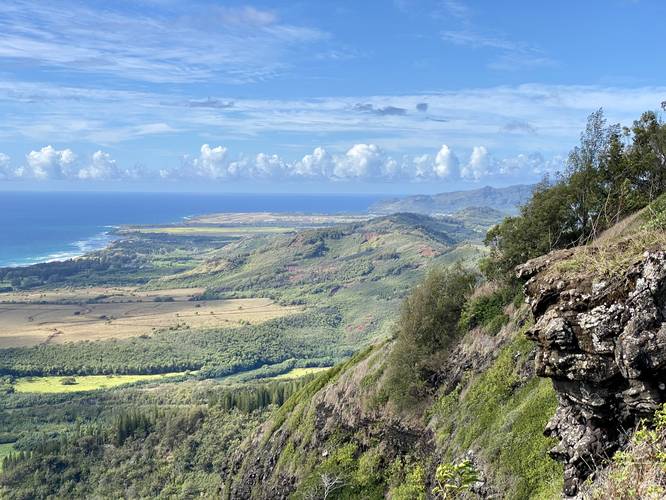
[0,0,665,194]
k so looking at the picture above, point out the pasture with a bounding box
[13,373,186,393]
[273,367,330,380]
[121,226,296,236]
[0,286,301,348]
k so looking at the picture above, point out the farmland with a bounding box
[0,286,300,348]
[13,372,187,393]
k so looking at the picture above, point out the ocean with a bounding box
[0,191,384,268]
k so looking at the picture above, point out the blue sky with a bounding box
[0,0,664,193]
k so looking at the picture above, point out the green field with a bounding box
[273,367,330,380]
[14,373,186,393]
[123,226,296,235]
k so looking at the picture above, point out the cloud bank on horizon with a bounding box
[0,143,560,183]
[0,0,664,191]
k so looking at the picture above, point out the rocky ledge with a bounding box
[519,251,666,497]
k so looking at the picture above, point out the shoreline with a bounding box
[0,192,382,270]
[0,211,376,270]
[0,230,120,269]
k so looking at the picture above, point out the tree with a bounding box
[385,264,476,407]
[481,107,666,281]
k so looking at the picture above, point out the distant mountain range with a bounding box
[372,184,535,216]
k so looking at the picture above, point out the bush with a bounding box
[385,264,476,408]
[458,286,516,335]
[432,459,479,499]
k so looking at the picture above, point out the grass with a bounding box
[0,295,300,348]
[0,443,14,470]
[433,327,562,499]
[13,372,187,393]
[273,367,330,380]
[547,194,666,281]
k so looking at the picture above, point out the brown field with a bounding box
[0,287,301,348]
[0,286,205,304]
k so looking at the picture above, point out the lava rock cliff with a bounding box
[519,250,666,496]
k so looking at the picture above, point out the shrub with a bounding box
[385,264,476,408]
[458,286,516,335]
[432,459,479,499]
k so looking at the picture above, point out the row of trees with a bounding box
[482,107,666,280]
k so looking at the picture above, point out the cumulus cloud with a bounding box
[190,144,230,179]
[0,152,13,179]
[0,147,140,181]
[499,152,563,176]
[24,145,77,179]
[334,144,397,179]
[292,147,332,178]
[76,150,142,180]
[1,143,562,183]
[461,146,491,180]
[434,145,459,178]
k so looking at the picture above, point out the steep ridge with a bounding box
[224,297,561,498]
[518,200,666,497]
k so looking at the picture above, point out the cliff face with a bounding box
[225,300,562,499]
[226,344,434,499]
[520,250,666,496]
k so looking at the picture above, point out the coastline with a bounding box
[0,192,384,270]
[0,230,120,269]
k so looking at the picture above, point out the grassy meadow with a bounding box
[14,372,187,393]
[273,367,330,380]
[0,290,300,348]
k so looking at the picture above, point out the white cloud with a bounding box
[77,150,130,180]
[461,146,491,180]
[0,143,569,184]
[0,152,12,179]
[498,152,564,176]
[293,147,335,178]
[434,145,459,178]
[2,147,143,181]
[24,145,77,179]
[334,144,396,179]
[191,144,230,179]
[252,153,288,179]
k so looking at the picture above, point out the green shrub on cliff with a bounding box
[384,264,476,408]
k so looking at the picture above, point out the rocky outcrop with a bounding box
[520,251,666,497]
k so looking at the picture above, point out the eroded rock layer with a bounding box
[520,251,666,496]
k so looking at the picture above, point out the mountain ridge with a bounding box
[372,184,535,216]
